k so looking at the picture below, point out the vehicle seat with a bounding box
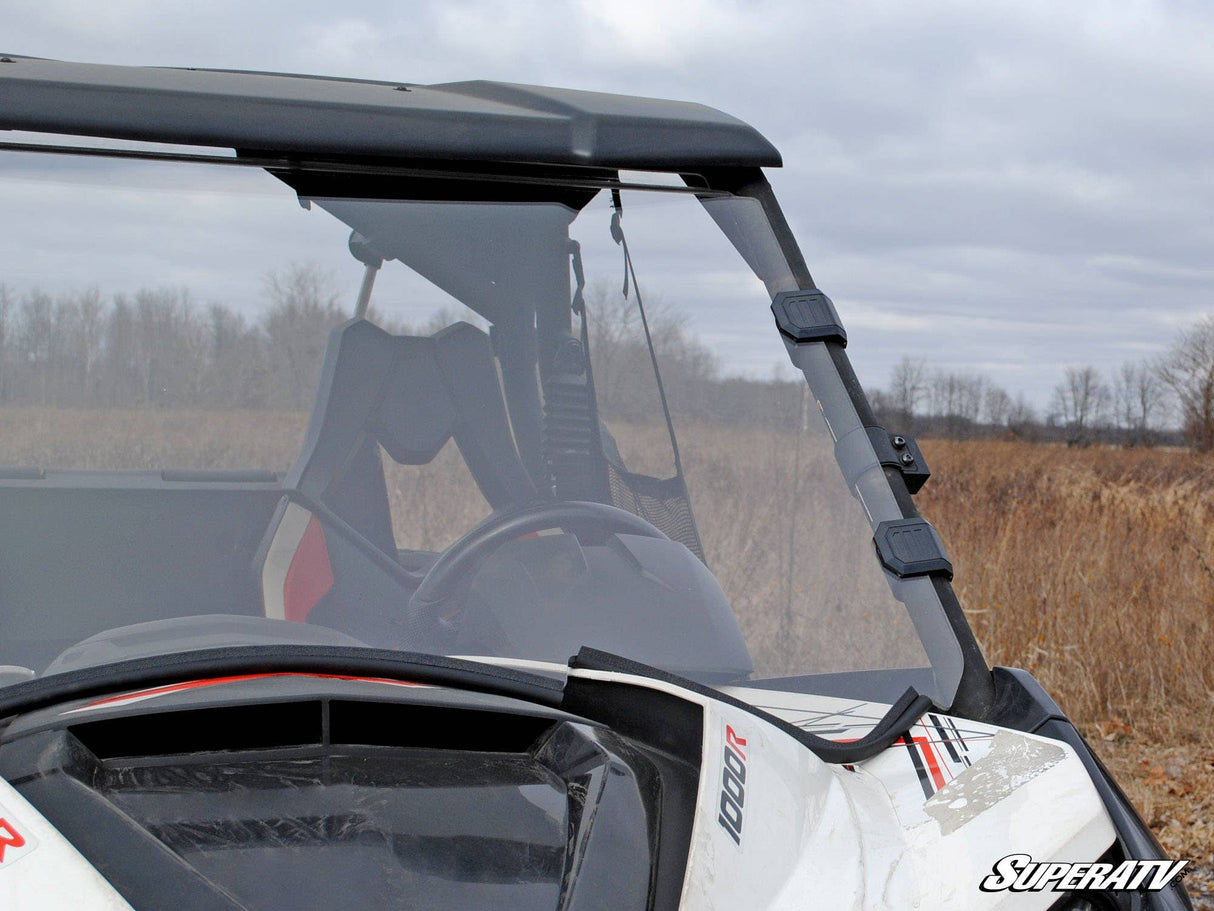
[257,318,537,630]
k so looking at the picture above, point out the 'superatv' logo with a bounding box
[980,854,1188,892]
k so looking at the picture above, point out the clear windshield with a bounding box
[0,147,963,706]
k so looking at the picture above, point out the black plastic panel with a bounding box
[0,482,282,671]
[771,289,847,346]
[874,518,954,579]
[865,428,931,494]
[0,56,781,169]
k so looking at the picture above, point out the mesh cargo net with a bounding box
[606,462,706,563]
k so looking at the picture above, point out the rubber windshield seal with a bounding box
[0,645,566,721]
[568,646,932,765]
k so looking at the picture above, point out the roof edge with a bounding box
[0,55,782,171]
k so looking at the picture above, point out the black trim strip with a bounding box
[568,647,932,766]
[928,713,962,764]
[0,141,732,196]
[944,714,971,765]
[900,734,934,799]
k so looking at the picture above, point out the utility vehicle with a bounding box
[0,55,1192,909]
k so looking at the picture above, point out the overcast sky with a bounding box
[6,0,1213,410]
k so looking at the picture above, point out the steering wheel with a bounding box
[405,500,668,630]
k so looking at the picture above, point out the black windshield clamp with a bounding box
[874,518,953,580]
[771,290,847,346]
[866,427,930,494]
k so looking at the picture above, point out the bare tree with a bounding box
[1157,315,1214,451]
[1,270,352,410]
[954,372,987,427]
[928,368,987,437]
[927,369,952,422]
[130,288,208,406]
[261,263,347,409]
[0,285,11,403]
[1006,393,1039,439]
[584,278,718,422]
[1113,360,1166,446]
[887,357,927,427]
[40,289,106,406]
[203,304,265,408]
[17,291,55,405]
[984,385,1012,427]
[101,295,138,405]
[76,289,105,405]
[1051,366,1110,444]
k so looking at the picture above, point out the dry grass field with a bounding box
[0,407,1209,897]
[916,438,1214,898]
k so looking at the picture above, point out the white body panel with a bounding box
[572,670,1116,910]
[0,777,131,910]
[1,669,1117,909]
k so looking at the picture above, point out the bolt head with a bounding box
[900,451,915,465]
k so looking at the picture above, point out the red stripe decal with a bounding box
[77,672,425,709]
[911,734,947,790]
[283,515,334,622]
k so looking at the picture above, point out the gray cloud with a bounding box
[5,0,1213,407]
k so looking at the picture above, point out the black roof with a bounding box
[0,55,780,170]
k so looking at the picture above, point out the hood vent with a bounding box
[1,692,698,911]
[70,698,555,760]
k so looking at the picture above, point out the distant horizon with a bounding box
[0,271,1187,437]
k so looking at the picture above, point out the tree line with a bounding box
[869,318,1214,451]
[0,266,395,411]
[6,265,1214,452]
[0,269,778,424]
